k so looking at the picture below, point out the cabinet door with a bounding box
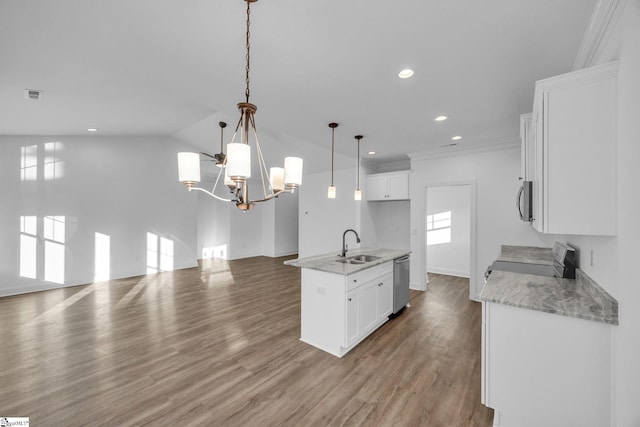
[387,174,409,200]
[359,282,378,335]
[345,289,360,347]
[376,274,393,319]
[367,175,388,201]
[532,61,617,236]
[544,75,616,235]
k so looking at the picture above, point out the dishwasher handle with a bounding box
[395,255,410,264]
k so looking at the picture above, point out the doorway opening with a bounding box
[424,182,477,300]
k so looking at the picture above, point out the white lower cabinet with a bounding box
[345,273,393,349]
[482,302,612,427]
[301,262,393,357]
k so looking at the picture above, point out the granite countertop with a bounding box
[497,245,554,265]
[480,245,618,325]
[284,247,410,275]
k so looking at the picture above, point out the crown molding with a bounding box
[408,137,519,162]
[573,0,627,70]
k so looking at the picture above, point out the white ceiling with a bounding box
[0,0,596,169]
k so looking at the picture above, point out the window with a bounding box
[426,211,452,246]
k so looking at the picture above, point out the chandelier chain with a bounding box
[245,0,251,103]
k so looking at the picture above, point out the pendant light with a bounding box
[177,0,303,211]
[354,135,363,201]
[327,122,338,199]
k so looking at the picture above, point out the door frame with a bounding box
[422,180,478,300]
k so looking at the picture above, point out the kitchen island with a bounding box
[285,248,410,357]
[480,245,618,427]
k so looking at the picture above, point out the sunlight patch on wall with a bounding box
[426,211,452,246]
[147,232,174,274]
[19,216,37,279]
[94,232,110,282]
[20,145,38,181]
[202,244,228,259]
[43,216,65,284]
[44,141,64,180]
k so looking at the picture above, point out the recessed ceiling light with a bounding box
[435,115,448,122]
[398,69,414,79]
[87,128,99,132]
[368,151,376,155]
[451,135,462,141]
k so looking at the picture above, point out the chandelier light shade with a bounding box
[176,0,302,211]
[226,143,251,179]
[284,157,303,187]
[177,152,201,187]
[354,135,363,201]
[270,167,285,191]
[328,122,338,199]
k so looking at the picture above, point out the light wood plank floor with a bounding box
[0,256,493,426]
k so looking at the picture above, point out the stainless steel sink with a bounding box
[348,254,380,262]
[335,254,381,264]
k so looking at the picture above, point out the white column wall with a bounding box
[561,3,640,425]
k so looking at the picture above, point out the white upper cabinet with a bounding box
[367,171,410,201]
[528,61,618,236]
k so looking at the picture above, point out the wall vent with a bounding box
[24,89,43,100]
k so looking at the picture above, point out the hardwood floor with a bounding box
[0,257,493,426]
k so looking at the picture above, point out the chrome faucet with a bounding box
[341,229,361,257]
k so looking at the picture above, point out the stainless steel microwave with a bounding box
[516,180,533,222]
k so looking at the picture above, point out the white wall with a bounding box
[426,185,471,278]
[409,145,552,297]
[197,191,231,259]
[273,193,299,257]
[0,135,198,296]
[367,201,410,251]
[298,167,368,258]
[559,3,640,425]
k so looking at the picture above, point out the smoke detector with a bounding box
[24,89,43,100]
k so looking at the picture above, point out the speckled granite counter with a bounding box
[284,248,410,275]
[480,246,618,325]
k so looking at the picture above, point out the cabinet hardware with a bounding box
[348,298,352,302]
[378,282,383,286]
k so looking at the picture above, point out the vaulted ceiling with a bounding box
[0,0,596,170]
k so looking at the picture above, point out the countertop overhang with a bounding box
[479,245,618,325]
[284,248,410,275]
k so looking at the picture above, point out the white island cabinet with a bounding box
[301,262,393,357]
[285,248,409,358]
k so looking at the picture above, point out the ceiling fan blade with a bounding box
[200,152,217,160]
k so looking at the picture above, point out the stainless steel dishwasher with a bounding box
[393,255,410,314]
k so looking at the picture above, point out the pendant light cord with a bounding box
[245,0,251,103]
[356,138,360,190]
[331,126,335,186]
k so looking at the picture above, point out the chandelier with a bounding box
[177,0,303,211]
